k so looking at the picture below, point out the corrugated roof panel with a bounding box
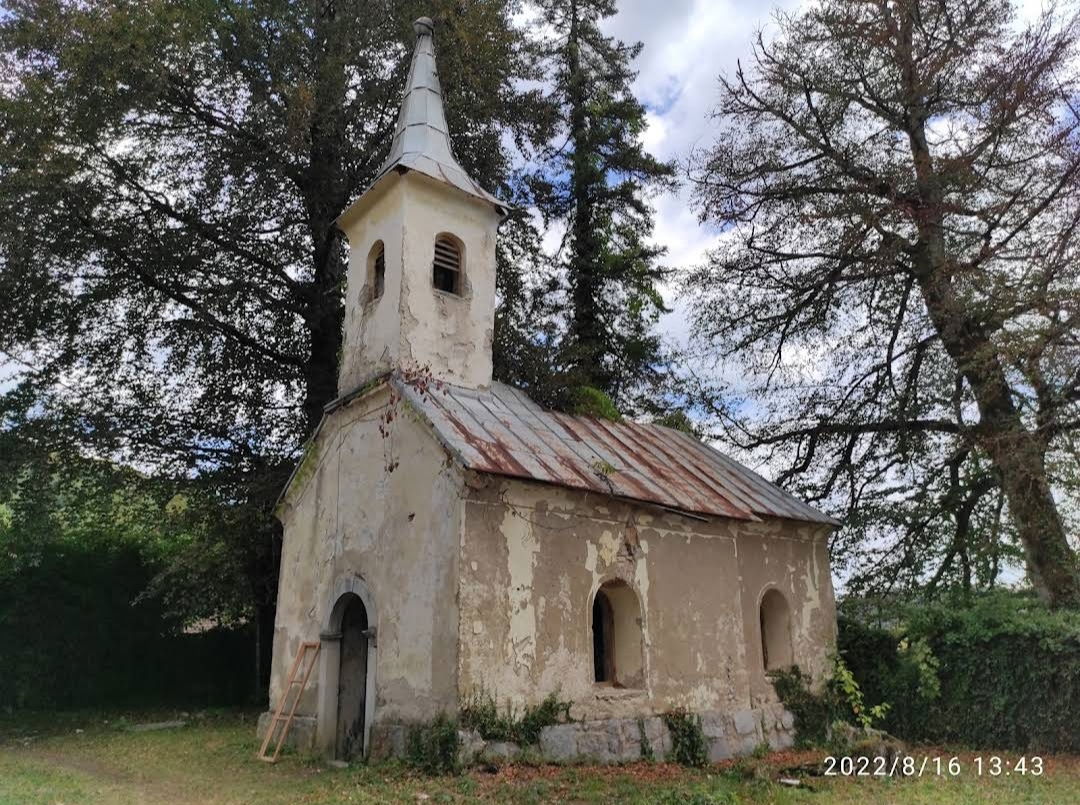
[608,420,754,520]
[667,427,828,523]
[573,415,751,520]
[394,378,839,526]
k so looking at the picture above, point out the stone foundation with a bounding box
[369,704,795,766]
[256,712,317,754]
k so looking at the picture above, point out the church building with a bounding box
[262,17,838,764]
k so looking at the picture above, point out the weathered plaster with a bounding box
[337,171,501,393]
[269,381,465,742]
[456,475,837,722]
[502,507,540,672]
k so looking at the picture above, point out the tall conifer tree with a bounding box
[531,0,674,412]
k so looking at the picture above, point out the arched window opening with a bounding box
[591,580,644,688]
[368,241,386,300]
[432,234,462,295]
[759,588,793,671]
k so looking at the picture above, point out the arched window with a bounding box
[368,241,385,300]
[759,588,793,671]
[432,234,462,295]
[591,579,644,688]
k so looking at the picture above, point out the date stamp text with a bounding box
[823,755,1044,777]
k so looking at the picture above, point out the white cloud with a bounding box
[597,0,806,346]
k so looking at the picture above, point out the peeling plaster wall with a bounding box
[737,520,837,705]
[337,171,501,393]
[457,475,836,721]
[270,383,463,726]
[338,180,406,394]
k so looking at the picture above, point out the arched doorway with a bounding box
[334,594,369,760]
[592,588,615,682]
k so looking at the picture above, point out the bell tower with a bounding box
[336,17,507,393]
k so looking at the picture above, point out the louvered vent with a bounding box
[372,242,386,299]
[432,236,462,295]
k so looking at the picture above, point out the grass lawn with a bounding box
[0,709,1076,804]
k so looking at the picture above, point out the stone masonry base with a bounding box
[257,704,795,764]
[369,703,795,765]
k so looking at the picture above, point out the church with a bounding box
[261,17,838,764]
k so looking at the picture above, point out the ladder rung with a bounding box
[257,640,322,764]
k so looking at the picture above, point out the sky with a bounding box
[597,0,1049,348]
[595,0,803,350]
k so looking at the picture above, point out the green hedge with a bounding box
[0,542,255,710]
[839,592,1080,752]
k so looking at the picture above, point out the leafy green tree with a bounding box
[0,429,255,707]
[0,0,550,682]
[530,0,675,411]
[687,0,1080,606]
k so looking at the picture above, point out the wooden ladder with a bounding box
[258,641,321,763]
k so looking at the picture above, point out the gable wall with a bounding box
[270,384,464,727]
[457,474,835,721]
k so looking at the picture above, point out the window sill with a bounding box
[432,288,470,302]
[593,685,646,701]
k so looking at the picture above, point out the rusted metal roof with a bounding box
[397,379,839,526]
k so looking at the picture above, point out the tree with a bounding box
[529,0,675,411]
[0,0,550,681]
[687,0,1080,606]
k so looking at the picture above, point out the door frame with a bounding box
[317,575,377,758]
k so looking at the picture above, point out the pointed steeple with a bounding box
[376,17,505,212]
[335,15,504,394]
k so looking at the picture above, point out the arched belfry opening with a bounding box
[759,588,794,671]
[368,240,385,300]
[591,579,644,688]
[432,233,463,295]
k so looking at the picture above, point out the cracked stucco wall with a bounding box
[337,171,500,393]
[270,386,836,733]
[270,383,463,725]
[457,474,836,721]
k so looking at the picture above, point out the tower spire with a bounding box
[377,17,504,211]
[334,15,503,394]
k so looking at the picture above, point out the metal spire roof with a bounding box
[372,17,505,212]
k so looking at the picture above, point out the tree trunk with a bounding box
[304,223,345,430]
[929,298,1079,607]
[897,12,1080,608]
[301,1,350,432]
[907,160,1080,607]
[912,232,1080,609]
